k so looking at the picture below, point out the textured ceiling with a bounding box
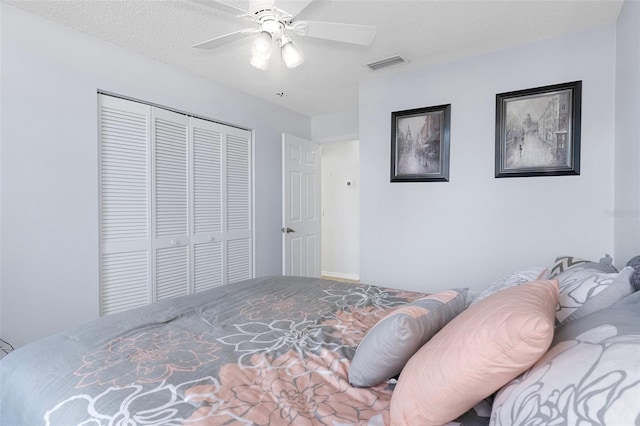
[4,0,623,117]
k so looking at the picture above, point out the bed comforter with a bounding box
[0,276,490,425]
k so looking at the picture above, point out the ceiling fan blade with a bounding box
[192,29,258,50]
[292,21,376,46]
[189,0,249,16]
[276,0,314,20]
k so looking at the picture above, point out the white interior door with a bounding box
[282,134,321,277]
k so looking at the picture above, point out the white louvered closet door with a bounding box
[191,117,224,292]
[226,127,253,284]
[152,108,190,301]
[99,94,253,315]
[99,96,152,315]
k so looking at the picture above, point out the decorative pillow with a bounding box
[469,266,546,306]
[491,291,640,426]
[555,266,634,326]
[547,254,617,278]
[464,290,478,307]
[390,280,559,426]
[349,288,467,387]
[625,255,640,291]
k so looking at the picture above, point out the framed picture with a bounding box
[391,104,451,182]
[495,81,581,178]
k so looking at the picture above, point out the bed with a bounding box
[0,276,486,425]
[1,255,639,426]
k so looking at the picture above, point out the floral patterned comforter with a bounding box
[0,276,489,425]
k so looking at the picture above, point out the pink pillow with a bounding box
[390,279,559,426]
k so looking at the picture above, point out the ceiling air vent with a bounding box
[366,55,406,71]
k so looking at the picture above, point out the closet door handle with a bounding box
[170,239,178,245]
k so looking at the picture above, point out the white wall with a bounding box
[614,0,640,267]
[359,25,617,293]
[321,140,360,280]
[312,110,358,143]
[0,4,311,347]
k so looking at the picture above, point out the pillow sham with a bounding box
[491,291,640,426]
[390,279,559,426]
[469,266,546,306]
[349,288,467,388]
[555,266,634,326]
[547,254,616,278]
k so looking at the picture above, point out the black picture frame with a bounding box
[391,104,451,182]
[495,81,581,178]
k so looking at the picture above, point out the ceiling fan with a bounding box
[191,0,377,70]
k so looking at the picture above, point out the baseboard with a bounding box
[321,271,360,281]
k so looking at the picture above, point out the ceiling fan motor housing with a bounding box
[248,0,278,16]
[259,17,283,40]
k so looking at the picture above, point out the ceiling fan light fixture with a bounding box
[250,31,273,70]
[192,0,378,73]
[250,53,270,70]
[281,36,304,69]
[251,31,273,57]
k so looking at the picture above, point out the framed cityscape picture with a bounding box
[495,81,581,178]
[391,104,451,182]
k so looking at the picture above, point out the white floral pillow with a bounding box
[555,266,634,326]
[491,292,640,426]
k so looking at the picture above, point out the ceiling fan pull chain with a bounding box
[277,47,285,98]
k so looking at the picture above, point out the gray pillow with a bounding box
[348,288,467,387]
[491,291,640,426]
[625,255,640,291]
[555,266,634,326]
[547,253,617,278]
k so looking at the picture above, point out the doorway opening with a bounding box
[320,140,360,282]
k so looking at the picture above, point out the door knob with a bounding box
[281,227,295,234]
